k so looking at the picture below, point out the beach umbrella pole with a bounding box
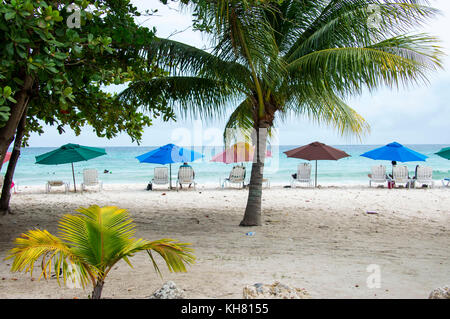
[315,160,318,188]
[169,163,172,189]
[72,163,77,193]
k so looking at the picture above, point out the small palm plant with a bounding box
[6,205,195,299]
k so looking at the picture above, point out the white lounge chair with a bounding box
[46,180,69,194]
[392,166,412,189]
[222,166,246,188]
[369,165,388,187]
[151,167,169,190]
[81,169,102,192]
[413,166,434,188]
[442,178,450,188]
[291,163,313,188]
[177,166,197,191]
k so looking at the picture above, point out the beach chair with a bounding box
[442,178,450,188]
[392,166,412,189]
[222,166,246,188]
[46,180,69,194]
[369,165,387,187]
[413,166,434,188]
[291,163,313,188]
[177,166,197,191]
[81,169,102,192]
[151,167,169,190]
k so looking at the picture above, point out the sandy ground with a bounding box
[0,182,449,299]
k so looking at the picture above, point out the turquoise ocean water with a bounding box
[5,145,450,187]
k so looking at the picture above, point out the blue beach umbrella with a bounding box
[136,143,204,188]
[360,142,428,162]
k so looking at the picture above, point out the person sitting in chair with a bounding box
[178,162,194,189]
[388,161,397,179]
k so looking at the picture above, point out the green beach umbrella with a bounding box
[436,147,450,160]
[35,143,107,192]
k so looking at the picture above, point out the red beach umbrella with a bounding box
[2,152,15,189]
[3,152,11,163]
[211,142,271,164]
[284,141,350,187]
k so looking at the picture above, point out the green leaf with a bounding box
[47,66,59,74]
[3,86,12,98]
[5,11,16,21]
[53,52,68,60]
[14,37,30,44]
[5,43,14,56]
[16,48,27,59]
[63,87,73,96]
[13,77,24,86]
[7,96,17,103]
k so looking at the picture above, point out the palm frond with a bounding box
[58,206,136,270]
[6,229,93,288]
[141,37,252,89]
[287,43,442,99]
[284,0,439,63]
[184,0,286,93]
[285,87,370,139]
[120,76,245,120]
[368,33,444,70]
[143,239,196,276]
[223,97,255,145]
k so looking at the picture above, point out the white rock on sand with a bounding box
[428,286,450,299]
[243,282,311,299]
[149,281,185,299]
[0,183,449,299]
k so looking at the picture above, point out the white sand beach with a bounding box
[0,183,449,299]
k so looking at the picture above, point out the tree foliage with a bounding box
[129,0,443,139]
[0,0,175,148]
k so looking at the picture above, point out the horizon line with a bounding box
[20,143,450,148]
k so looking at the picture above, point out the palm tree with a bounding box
[6,205,195,299]
[120,0,443,226]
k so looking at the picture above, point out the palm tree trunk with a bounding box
[1,106,28,215]
[239,126,268,226]
[92,280,105,299]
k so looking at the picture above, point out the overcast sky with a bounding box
[28,0,450,147]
